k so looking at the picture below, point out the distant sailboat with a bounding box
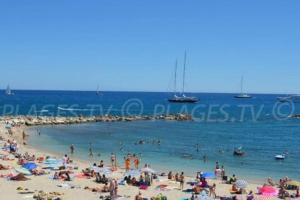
[5,85,14,96]
[168,52,198,103]
[96,85,101,96]
[234,76,252,99]
[170,59,179,98]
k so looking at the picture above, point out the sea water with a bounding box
[1,90,299,182]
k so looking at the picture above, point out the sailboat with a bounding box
[96,85,101,96]
[168,52,198,103]
[234,76,252,99]
[5,85,14,96]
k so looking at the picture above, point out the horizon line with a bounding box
[0,88,295,95]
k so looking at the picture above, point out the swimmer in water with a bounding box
[89,143,93,157]
[70,144,74,154]
[196,143,200,152]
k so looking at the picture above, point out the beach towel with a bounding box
[155,184,169,191]
[44,158,63,166]
[48,175,64,180]
[116,198,126,200]
[0,173,14,178]
[57,183,75,189]
[0,164,11,170]
[139,185,148,190]
[75,173,91,179]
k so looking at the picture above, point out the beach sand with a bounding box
[0,122,281,200]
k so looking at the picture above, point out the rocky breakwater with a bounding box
[0,113,193,126]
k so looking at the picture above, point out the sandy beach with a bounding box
[0,119,298,200]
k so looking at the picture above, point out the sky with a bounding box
[0,0,299,94]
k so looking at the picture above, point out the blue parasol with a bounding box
[22,162,38,171]
[124,169,141,178]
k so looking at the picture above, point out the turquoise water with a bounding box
[1,90,299,183]
[27,120,300,183]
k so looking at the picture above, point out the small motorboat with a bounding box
[233,147,245,156]
[275,154,285,160]
[277,95,300,103]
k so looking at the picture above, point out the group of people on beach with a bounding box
[124,153,140,171]
[277,177,300,199]
[3,139,19,153]
[123,171,154,188]
[167,171,185,190]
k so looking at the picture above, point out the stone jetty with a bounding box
[0,113,193,126]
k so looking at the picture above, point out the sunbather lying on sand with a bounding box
[82,168,93,177]
[31,168,46,176]
[84,184,109,193]
[0,163,10,170]
[58,170,72,181]
[10,173,30,181]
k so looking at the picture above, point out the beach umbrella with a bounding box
[15,167,31,175]
[43,158,63,169]
[44,163,62,170]
[202,172,215,179]
[99,167,112,176]
[5,124,12,129]
[287,180,300,187]
[236,179,248,189]
[91,166,100,173]
[124,169,141,178]
[22,162,38,171]
[141,167,156,174]
[259,186,278,196]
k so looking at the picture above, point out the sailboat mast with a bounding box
[174,59,178,95]
[6,85,10,94]
[182,51,187,95]
[240,76,244,94]
[96,84,100,95]
[5,84,13,95]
